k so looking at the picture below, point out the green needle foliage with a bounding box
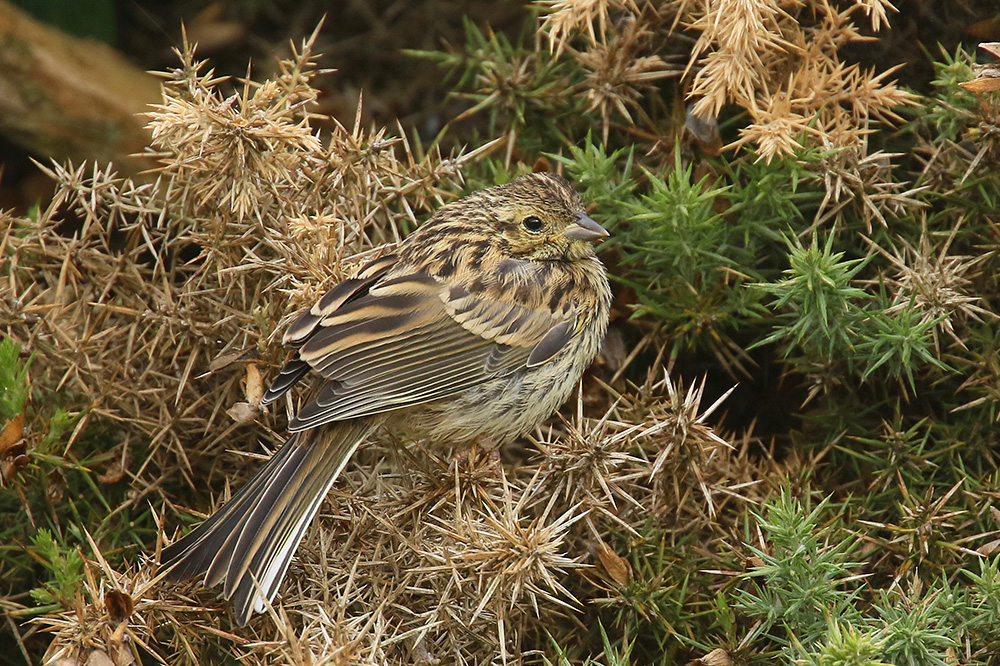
[408,14,585,149]
[964,557,1000,656]
[857,301,952,390]
[735,491,865,653]
[753,233,870,361]
[0,339,31,421]
[548,136,636,229]
[27,529,86,611]
[3,3,1000,666]
[872,590,956,666]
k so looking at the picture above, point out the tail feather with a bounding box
[161,421,371,625]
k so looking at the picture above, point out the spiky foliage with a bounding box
[2,29,495,493]
[4,4,1000,666]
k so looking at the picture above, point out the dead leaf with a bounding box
[105,590,134,622]
[959,77,1000,93]
[227,402,256,425]
[968,19,1000,40]
[83,649,115,666]
[97,446,128,485]
[979,42,1000,59]
[531,156,552,173]
[203,346,258,375]
[245,363,264,405]
[1,412,29,484]
[685,648,734,666]
[0,411,24,453]
[960,43,1000,92]
[977,538,1000,556]
[46,468,67,505]
[595,541,631,587]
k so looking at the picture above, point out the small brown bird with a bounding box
[160,172,611,625]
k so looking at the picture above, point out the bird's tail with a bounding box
[160,420,372,625]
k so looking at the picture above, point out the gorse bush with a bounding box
[2,1,999,665]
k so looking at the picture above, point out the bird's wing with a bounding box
[263,260,577,431]
[261,255,398,405]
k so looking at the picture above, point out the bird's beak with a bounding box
[564,212,609,242]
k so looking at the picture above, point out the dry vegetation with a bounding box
[2,1,1000,665]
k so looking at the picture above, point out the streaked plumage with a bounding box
[160,172,612,625]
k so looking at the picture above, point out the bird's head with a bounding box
[486,172,609,262]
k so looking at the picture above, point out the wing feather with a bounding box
[266,261,579,431]
[527,320,576,367]
[283,254,397,347]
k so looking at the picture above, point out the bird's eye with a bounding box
[522,215,544,232]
